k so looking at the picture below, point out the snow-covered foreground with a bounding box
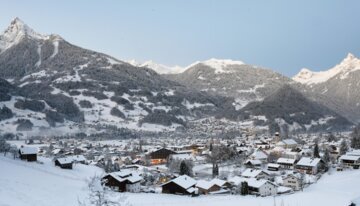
[0,156,359,206]
[0,156,103,206]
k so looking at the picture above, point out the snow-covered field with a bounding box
[0,155,359,206]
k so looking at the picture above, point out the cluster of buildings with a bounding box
[10,131,360,197]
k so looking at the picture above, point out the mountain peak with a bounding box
[293,53,360,85]
[186,58,245,74]
[0,17,49,52]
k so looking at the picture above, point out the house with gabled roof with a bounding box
[162,175,198,195]
[19,146,37,162]
[282,174,302,191]
[102,170,142,193]
[241,168,270,180]
[295,157,324,175]
[277,157,297,170]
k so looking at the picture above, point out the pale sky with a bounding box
[1,0,360,76]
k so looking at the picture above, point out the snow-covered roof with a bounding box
[245,159,262,165]
[247,178,270,188]
[210,178,227,187]
[229,177,275,189]
[268,163,280,168]
[281,139,298,145]
[69,155,86,162]
[296,157,321,167]
[196,180,214,190]
[19,147,37,155]
[56,157,73,164]
[339,155,360,161]
[250,149,268,160]
[241,169,265,178]
[277,158,296,164]
[108,171,142,184]
[168,175,196,189]
[347,150,360,156]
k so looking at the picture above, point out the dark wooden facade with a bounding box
[18,152,37,162]
[197,185,221,195]
[162,181,191,195]
[54,160,73,169]
[150,148,176,159]
[102,175,126,192]
[150,148,176,165]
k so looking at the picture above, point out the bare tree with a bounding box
[79,176,130,206]
[206,144,237,177]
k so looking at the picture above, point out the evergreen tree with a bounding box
[339,139,349,155]
[351,124,360,149]
[322,148,331,165]
[180,160,190,176]
[240,181,249,195]
[212,163,219,177]
[313,143,320,158]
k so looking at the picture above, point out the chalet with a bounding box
[211,178,231,189]
[277,158,296,170]
[282,174,302,191]
[295,157,324,175]
[241,169,270,180]
[162,175,198,195]
[196,180,221,195]
[149,148,176,165]
[246,178,278,196]
[267,163,280,171]
[55,157,73,169]
[19,146,37,162]
[102,171,142,193]
[196,178,231,195]
[250,149,268,162]
[339,155,360,168]
[245,159,262,168]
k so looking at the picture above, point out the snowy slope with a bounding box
[166,60,293,109]
[0,18,240,135]
[0,155,103,206]
[1,155,360,206]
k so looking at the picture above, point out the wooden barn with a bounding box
[149,148,176,165]
[19,146,37,162]
[162,175,198,195]
[55,157,73,169]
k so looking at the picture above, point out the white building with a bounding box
[247,178,278,196]
[282,174,301,191]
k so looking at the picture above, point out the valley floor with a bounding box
[0,155,359,206]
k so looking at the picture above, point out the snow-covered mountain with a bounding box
[127,60,186,74]
[239,85,353,133]
[0,18,238,136]
[0,18,354,136]
[166,59,293,109]
[293,53,360,85]
[293,53,360,122]
[0,18,49,53]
